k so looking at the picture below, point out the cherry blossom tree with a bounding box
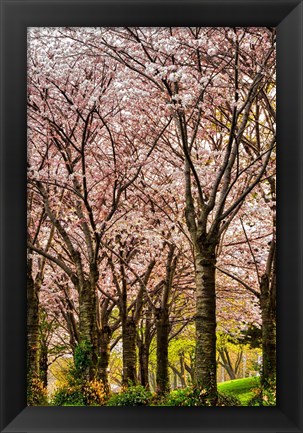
[91,27,275,401]
[28,27,171,385]
[217,177,276,384]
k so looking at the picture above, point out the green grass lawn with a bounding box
[218,376,260,405]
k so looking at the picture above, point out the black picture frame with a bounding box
[0,1,302,432]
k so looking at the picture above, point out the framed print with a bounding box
[0,0,302,432]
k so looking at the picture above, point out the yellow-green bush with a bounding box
[83,379,108,406]
[52,379,108,406]
[27,377,48,406]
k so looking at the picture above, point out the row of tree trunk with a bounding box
[27,253,275,397]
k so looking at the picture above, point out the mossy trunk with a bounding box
[122,317,137,386]
[194,247,217,404]
[184,154,218,404]
[260,274,276,385]
[156,308,170,394]
[27,269,40,381]
[78,279,98,380]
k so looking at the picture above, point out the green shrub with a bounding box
[52,379,108,406]
[107,385,152,406]
[51,384,85,406]
[217,391,242,406]
[248,380,276,406]
[161,387,201,406]
[74,340,93,377]
[27,377,48,406]
[161,387,241,406]
[51,339,110,406]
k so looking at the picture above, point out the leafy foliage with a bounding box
[51,342,108,406]
[107,385,152,406]
[51,384,85,406]
[217,392,242,406]
[238,325,262,349]
[248,377,276,406]
[27,377,48,406]
[74,340,93,376]
[51,379,108,406]
[160,387,202,406]
[82,379,108,406]
[160,386,241,406]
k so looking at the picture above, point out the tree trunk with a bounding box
[39,343,48,388]
[194,248,217,403]
[98,325,111,392]
[185,358,195,384]
[179,352,187,387]
[122,317,137,386]
[156,308,170,394]
[138,340,150,388]
[27,268,40,381]
[149,370,156,391]
[218,361,236,380]
[78,279,98,380]
[173,372,178,389]
[218,347,238,380]
[242,353,247,378]
[137,314,153,389]
[260,274,276,384]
